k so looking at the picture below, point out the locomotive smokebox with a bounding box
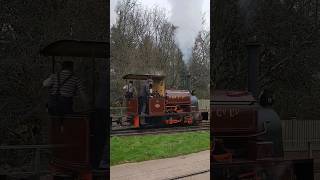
[246,37,260,98]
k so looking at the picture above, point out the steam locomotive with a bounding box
[123,74,208,128]
[211,42,314,179]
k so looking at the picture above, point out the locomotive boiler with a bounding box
[123,74,207,128]
[211,41,314,179]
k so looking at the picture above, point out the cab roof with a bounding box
[122,74,165,80]
[40,40,108,58]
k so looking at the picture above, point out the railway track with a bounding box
[111,121,210,136]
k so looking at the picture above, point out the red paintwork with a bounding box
[162,115,193,125]
[163,119,181,125]
[211,90,258,134]
[133,115,139,128]
[127,98,138,115]
[49,115,90,172]
[125,89,200,126]
[126,99,139,127]
[166,90,191,105]
[212,107,257,133]
[149,97,165,116]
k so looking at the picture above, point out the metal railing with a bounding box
[282,119,320,151]
[110,107,127,117]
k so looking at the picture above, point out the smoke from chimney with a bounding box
[168,0,205,62]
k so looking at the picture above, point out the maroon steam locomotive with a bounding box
[211,42,314,179]
[122,74,208,128]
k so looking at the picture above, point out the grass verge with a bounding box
[110,131,209,166]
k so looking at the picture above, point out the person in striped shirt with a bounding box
[43,61,88,115]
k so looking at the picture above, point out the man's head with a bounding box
[129,81,133,84]
[147,78,153,85]
[61,61,74,71]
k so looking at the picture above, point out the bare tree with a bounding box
[110,0,188,103]
[189,30,210,98]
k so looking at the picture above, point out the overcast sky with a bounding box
[110,0,210,62]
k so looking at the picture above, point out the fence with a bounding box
[110,107,127,116]
[282,119,320,151]
[198,99,210,112]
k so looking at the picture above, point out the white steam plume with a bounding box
[168,0,205,62]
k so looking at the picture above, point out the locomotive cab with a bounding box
[123,74,167,125]
[40,40,108,179]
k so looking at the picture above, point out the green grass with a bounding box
[110,131,209,166]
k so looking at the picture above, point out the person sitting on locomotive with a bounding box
[43,61,89,115]
[139,78,153,115]
[123,80,135,99]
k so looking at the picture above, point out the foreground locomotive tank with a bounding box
[211,40,314,179]
[211,90,314,179]
[212,90,283,157]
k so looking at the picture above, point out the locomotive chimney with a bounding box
[246,36,260,98]
[186,73,191,91]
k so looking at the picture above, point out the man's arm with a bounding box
[43,74,54,87]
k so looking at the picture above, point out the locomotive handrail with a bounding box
[213,122,269,138]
